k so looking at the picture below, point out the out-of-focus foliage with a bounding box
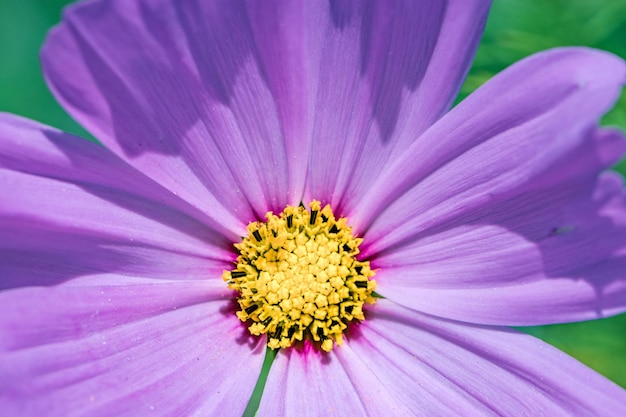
[462,0,626,134]
[0,0,88,138]
[0,0,625,389]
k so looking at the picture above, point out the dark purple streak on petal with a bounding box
[358,48,626,246]
[42,0,292,221]
[305,0,490,215]
[354,49,626,324]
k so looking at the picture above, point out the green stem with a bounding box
[242,347,277,417]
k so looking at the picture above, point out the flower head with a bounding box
[1,0,626,416]
[224,200,377,352]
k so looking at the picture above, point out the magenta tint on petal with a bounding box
[335,300,626,416]
[0,279,264,417]
[357,47,626,243]
[0,114,234,290]
[257,347,368,416]
[304,0,490,215]
[373,128,626,325]
[42,0,293,220]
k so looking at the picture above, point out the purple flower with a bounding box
[1,0,626,415]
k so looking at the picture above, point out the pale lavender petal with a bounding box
[257,347,368,416]
[0,279,264,417]
[376,175,626,325]
[373,128,626,325]
[42,0,293,220]
[243,1,322,202]
[333,300,626,416]
[357,48,626,241]
[0,114,234,289]
[304,0,490,214]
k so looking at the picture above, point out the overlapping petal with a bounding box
[375,170,626,325]
[42,0,490,222]
[357,48,626,240]
[42,0,293,221]
[259,300,626,416]
[353,48,626,325]
[302,0,490,213]
[0,114,234,290]
[0,278,265,417]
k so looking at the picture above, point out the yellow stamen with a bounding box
[223,200,377,352]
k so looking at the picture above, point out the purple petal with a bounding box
[257,347,369,416]
[356,48,626,240]
[303,0,490,214]
[0,114,234,290]
[333,300,626,416]
[0,279,264,417]
[373,128,626,325]
[42,0,295,220]
[42,0,490,220]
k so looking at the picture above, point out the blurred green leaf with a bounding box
[0,0,89,138]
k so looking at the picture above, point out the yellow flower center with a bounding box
[223,200,377,352]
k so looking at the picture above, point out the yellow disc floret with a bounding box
[223,200,377,352]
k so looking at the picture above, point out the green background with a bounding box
[1,0,625,391]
